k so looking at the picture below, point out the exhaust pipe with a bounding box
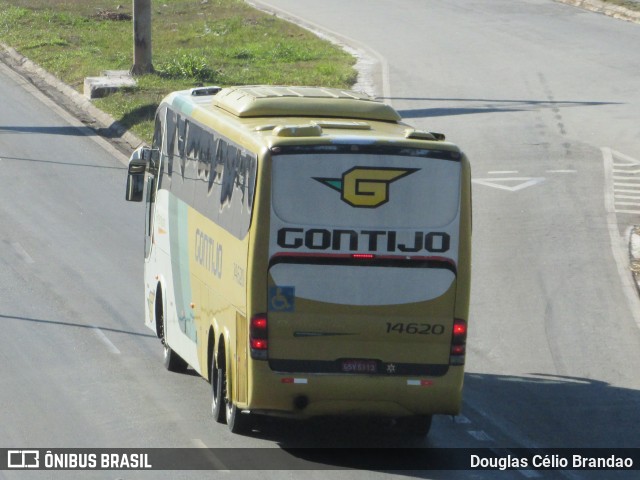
[293,395,309,410]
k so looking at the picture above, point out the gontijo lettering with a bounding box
[277,228,451,253]
[194,228,222,278]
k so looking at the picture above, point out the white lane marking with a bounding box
[92,327,121,354]
[546,169,576,173]
[606,148,640,213]
[614,181,640,187]
[614,188,640,193]
[191,438,208,448]
[519,470,542,478]
[454,414,471,424]
[492,449,543,479]
[467,430,493,441]
[472,177,545,192]
[191,439,230,473]
[11,242,35,264]
[488,170,519,174]
[602,147,640,329]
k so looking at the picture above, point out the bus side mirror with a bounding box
[125,146,155,202]
[126,170,145,202]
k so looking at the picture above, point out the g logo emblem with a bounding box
[314,167,418,208]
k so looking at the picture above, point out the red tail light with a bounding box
[352,254,375,260]
[450,318,467,365]
[250,314,268,360]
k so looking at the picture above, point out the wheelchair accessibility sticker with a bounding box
[269,286,295,312]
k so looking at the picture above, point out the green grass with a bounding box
[0,0,357,143]
[601,0,640,11]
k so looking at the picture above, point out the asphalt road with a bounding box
[1,0,640,479]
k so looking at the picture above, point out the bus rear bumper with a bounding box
[246,364,465,418]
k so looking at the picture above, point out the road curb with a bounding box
[0,43,146,155]
[630,227,640,293]
[555,0,640,23]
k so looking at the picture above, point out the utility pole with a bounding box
[131,0,153,75]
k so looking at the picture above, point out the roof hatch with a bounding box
[212,86,402,122]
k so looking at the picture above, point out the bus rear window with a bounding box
[271,151,461,229]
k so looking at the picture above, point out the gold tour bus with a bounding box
[125,85,471,436]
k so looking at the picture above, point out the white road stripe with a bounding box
[11,242,35,264]
[602,147,640,331]
[92,327,121,354]
[614,188,640,193]
[191,439,230,473]
[467,430,493,441]
[472,177,545,192]
[614,182,640,188]
[454,414,471,424]
[546,169,576,173]
[613,176,640,181]
[607,148,640,212]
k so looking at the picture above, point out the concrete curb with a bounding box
[630,227,640,293]
[555,0,640,23]
[0,43,146,154]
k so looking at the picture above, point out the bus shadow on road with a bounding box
[233,371,640,476]
[463,371,640,448]
[388,97,620,119]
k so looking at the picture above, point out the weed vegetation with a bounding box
[603,0,640,10]
[0,0,357,142]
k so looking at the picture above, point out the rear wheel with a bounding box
[211,355,225,424]
[225,396,252,434]
[210,343,252,434]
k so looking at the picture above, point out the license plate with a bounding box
[341,359,378,374]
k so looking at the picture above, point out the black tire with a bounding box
[211,360,226,424]
[225,398,252,434]
[163,342,188,372]
[210,344,252,434]
[220,364,252,434]
[394,415,433,437]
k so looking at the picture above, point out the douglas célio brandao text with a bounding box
[470,453,634,470]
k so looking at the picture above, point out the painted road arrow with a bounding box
[472,177,546,192]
